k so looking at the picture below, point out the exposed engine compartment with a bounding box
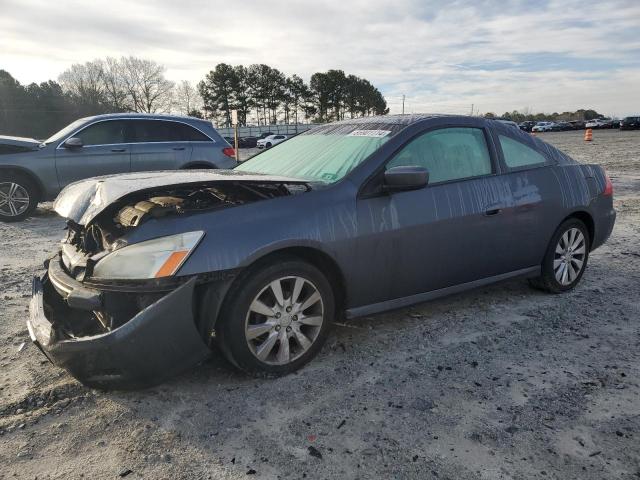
[65,180,309,257]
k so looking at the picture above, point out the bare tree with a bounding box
[58,60,106,107]
[120,56,174,113]
[101,57,130,111]
[174,80,202,115]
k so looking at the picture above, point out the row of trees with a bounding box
[484,109,605,122]
[0,57,202,138]
[1,57,389,138]
[199,64,388,127]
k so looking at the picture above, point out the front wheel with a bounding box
[0,173,39,222]
[529,218,590,293]
[214,258,334,375]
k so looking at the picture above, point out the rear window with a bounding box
[499,135,547,169]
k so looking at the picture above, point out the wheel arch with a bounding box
[202,244,348,335]
[0,165,45,200]
[563,210,595,248]
[243,246,347,313]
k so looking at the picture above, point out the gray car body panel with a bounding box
[32,114,616,388]
[0,113,236,200]
[54,114,615,311]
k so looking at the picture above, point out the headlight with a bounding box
[91,231,204,280]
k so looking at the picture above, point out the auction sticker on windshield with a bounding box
[347,130,391,137]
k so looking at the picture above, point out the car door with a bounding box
[129,120,192,172]
[491,129,561,269]
[354,126,516,303]
[54,120,131,187]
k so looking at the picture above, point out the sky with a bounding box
[2,0,639,117]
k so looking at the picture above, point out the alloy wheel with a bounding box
[554,227,586,285]
[245,276,324,365]
[0,182,30,217]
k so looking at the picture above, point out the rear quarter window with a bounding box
[499,135,548,169]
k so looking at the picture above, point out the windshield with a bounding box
[44,118,87,144]
[236,123,399,183]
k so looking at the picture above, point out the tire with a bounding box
[213,257,334,376]
[0,172,39,222]
[266,142,272,148]
[529,218,590,293]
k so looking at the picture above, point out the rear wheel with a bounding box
[529,218,590,293]
[214,258,334,375]
[0,172,39,222]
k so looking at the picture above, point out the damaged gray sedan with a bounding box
[29,115,616,389]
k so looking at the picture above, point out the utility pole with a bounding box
[231,109,239,163]
[402,95,405,115]
[470,104,474,116]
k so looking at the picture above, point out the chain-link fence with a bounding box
[216,123,318,138]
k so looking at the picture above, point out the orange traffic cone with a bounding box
[531,131,536,136]
[584,128,593,142]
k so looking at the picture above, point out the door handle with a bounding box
[172,147,186,151]
[111,148,127,152]
[484,208,502,216]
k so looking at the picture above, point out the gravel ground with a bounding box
[0,129,639,479]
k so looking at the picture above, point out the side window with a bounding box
[174,123,211,141]
[387,127,492,183]
[76,121,126,146]
[131,120,175,143]
[498,135,547,169]
[132,120,211,142]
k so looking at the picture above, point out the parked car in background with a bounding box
[29,114,615,388]
[495,119,519,129]
[532,122,555,132]
[555,122,576,131]
[569,120,586,130]
[620,116,640,130]
[601,118,620,129]
[518,121,536,132]
[0,113,236,222]
[238,136,258,148]
[257,132,275,140]
[257,134,288,149]
[585,119,608,129]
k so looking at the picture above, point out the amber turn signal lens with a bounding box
[155,250,189,278]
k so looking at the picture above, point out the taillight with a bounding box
[603,173,613,197]
[222,147,235,158]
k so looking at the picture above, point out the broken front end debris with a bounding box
[28,255,213,389]
[27,172,311,388]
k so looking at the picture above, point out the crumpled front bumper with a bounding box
[28,262,211,390]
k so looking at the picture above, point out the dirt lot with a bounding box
[1,129,639,479]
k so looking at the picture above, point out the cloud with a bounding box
[1,0,639,115]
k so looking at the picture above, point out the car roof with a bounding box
[326,113,455,128]
[76,112,209,124]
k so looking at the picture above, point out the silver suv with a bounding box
[0,113,237,221]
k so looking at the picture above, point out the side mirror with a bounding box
[64,137,83,149]
[384,166,428,192]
